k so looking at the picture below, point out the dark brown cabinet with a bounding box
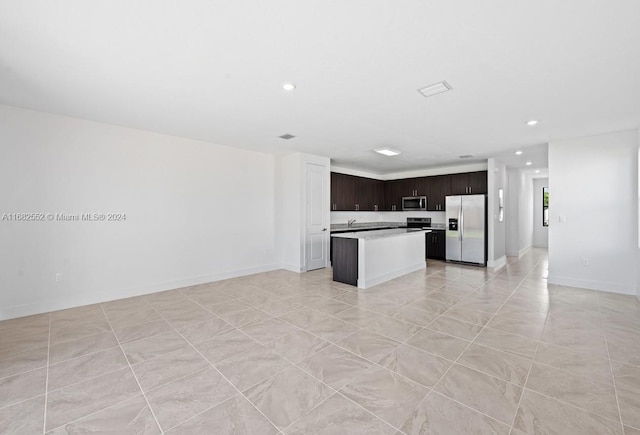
[424,175,448,211]
[448,171,487,195]
[357,177,385,211]
[426,230,446,260]
[331,172,384,211]
[331,172,357,211]
[384,177,429,211]
[331,170,488,212]
[332,238,359,286]
[401,177,428,197]
[383,179,404,211]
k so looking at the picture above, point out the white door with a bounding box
[306,163,328,270]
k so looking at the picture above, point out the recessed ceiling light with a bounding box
[515,150,523,155]
[535,170,540,173]
[279,133,295,140]
[418,81,452,98]
[282,83,296,91]
[375,148,401,157]
[525,161,532,166]
[526,120,539,126]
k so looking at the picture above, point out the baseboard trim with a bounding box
[0,263,282,321]
[358,262,426,289]
[518,246,532,257]
[487,255,506,271]
[280,263,305,273]
[547,274,636,295]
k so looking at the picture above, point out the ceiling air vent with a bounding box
[418,81,452,98]
[459,155,474,159]
[279,134,295,140]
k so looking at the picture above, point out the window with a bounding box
[543,187,549,226]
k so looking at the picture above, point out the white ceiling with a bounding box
[1,1,639,174]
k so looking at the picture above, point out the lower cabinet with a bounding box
[426,230,446,260]
[332,238,358,286]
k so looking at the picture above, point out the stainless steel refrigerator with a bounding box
[445,194,486,265]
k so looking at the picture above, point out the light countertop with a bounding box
[331,222,446,232]
[331,228,432,240]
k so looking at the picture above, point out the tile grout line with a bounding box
[505,260,549,434]
[508,338,542,434]
[148,298,285,435]
[42,312,51,435]
[9,251,626,434]
[98,303,165,435]
[415,253,544,430]
[386,271,534,431]
[596,290,626,434]
[276,264,511,432]
[183,283,429,433]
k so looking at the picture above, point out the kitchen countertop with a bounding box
[331,222,405,231]
[331,228,432,240]
[331,222,446,232]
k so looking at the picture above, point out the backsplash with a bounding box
[331,210,446,225]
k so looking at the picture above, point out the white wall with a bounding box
[506,168,521,257]
[549,129,639,295]
[332,162,488,181]
[487,158,507,268]
[331,210,446,225]
[520,173,534,252]
[276,154,303,271]
[532,177,549,247]
[505,168,534,257]
[0,105,279,319]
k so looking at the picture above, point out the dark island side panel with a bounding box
[332,237,359,286]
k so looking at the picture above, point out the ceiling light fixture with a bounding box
[282,83,296,91]
[418,81,452,98]
[525,161,532,166]
[535,170,540,173]
[375,148,401,157]
[515,150,523,155]
[526,120,539,126]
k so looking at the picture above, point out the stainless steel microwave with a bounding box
[402,196,427,211]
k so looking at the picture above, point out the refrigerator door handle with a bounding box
[458,207,463,241]
[460,207,464,241]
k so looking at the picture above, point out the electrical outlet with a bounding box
[55,273,63,282]
[581,258,589,267]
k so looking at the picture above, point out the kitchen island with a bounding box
[331,228,431,289]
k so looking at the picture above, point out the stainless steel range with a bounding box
[406,217,431,229]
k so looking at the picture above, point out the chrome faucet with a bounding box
[347,219,356,228]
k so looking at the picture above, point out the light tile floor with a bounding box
[1,249,639,434]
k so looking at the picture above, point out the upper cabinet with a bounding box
[331,170,487,212]
[330,172,356,210]
[448,171,487,195]
[424,175,448,211]
[331,172,384,211]
[357,177,385,211]
[400,177,428,197]
[383,180,404,211]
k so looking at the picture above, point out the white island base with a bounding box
[332,229,430,289]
